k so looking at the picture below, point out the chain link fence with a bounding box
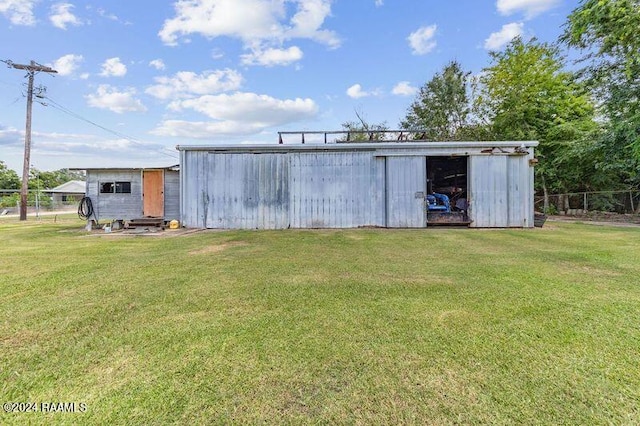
[0,190,80,213]
[535,190,640,216]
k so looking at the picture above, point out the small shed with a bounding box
[77,166,180,222]
[47,180,85,208]
[177,139,538,229]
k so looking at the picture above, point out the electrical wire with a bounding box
[42,95,179,160]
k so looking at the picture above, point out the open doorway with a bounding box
[426,156,469,225]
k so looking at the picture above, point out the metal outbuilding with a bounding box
[76,166,180,223]
[177,139,538,229]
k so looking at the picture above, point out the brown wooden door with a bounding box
[143,170,164,217]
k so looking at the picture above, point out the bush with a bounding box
[0,193,19,208]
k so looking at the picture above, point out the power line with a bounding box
[42,95,178,160]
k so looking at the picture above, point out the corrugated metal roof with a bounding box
[69,165,179,171]
[177,141,538,152]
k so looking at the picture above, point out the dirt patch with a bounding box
[549,212,640,226]
[188,241,248,255]
[545,213,640,227]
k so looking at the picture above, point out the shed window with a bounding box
[100,181,131,194]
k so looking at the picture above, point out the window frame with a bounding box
[99,181,132,194]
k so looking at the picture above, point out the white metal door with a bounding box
[385,156,426,228]
[468,156,509,227]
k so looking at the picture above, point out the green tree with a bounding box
[28,168,85,189]
[400,61,471,140]
[561,0,640,190]
[476,37,598,207]
[340,109,389,142]
[0,161,20,189]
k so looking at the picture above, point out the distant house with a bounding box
[47,180,86,207]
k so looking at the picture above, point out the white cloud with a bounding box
[159,0,279,45]
[484,22,524,50]
[146,69,243,100]
[0,125,22,148]
[51,54,83,76]
[0,0,37,25]
[86,85,147,114]
[149,59,166,70]
[97,7,119,22]
[285,0,340,48]
[158,0,339,65]
[497,0,560,19]
[211,48,225,59]
[151,120,264,137]
[241,46,303,67]
[170,92,317,121]
[346,84,367,99]
[49,3,82,29]
[392,81,417,96]
[152,92,318,137]
[375,0,383,6]
[407,24,437,55]
[99,57,127,77]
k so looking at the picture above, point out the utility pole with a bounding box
[2,60,57,220]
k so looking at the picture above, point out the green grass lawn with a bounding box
[1,217,639,424]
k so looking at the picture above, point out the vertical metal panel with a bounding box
[204,153,289,229]
[164,170,180,221]
[385,156,426,228]
[509,152,535,228]
[289,152,383,228]
[469,156,509,227]
[86,175,99,219]
[507,156,532,227]
[180,151,208,228]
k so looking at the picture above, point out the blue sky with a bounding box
[1,0,579,172]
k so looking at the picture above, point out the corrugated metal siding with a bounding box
[88,170,142,220]
[469,156,509,227]
[164,170,180,221]
[204,153,289,229]
[180,152,208,228]
[507,156,529,227]
[289,152,384,228]
[181,147,535,229]
[469,155,534,228]
[386,156,426,228]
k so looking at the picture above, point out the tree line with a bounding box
[0,161,84,190]
[345,0,639,202]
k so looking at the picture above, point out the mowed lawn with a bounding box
[1,217,639,424]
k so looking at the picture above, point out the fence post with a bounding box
[584,192,588,213]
